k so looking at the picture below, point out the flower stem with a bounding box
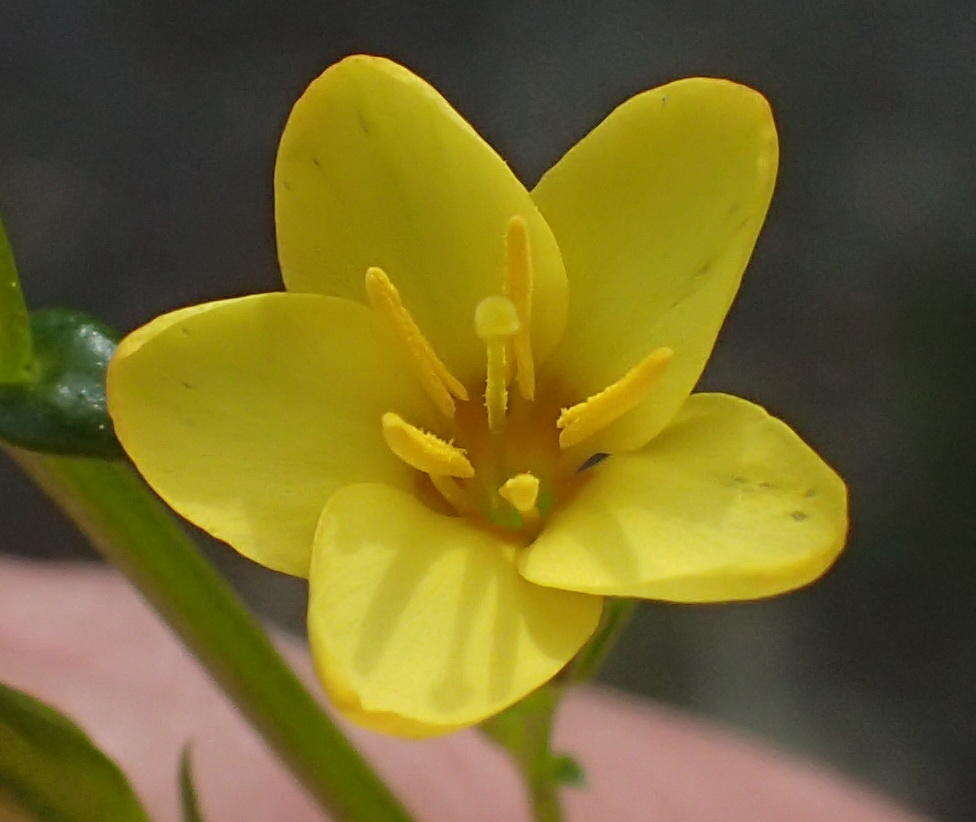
[5,446,413,822]
[481,685,564,822]
[523,696,563,822]
[569,597,637,682]
[481,598,637,821]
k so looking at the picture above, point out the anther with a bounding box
[504,216,535,401]
[498,472,541,526]
[365,267,468,419]
[474,296,520,432]
[558,347,674,449]
[381,412,474,477]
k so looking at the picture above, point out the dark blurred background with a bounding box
[2,1,974,819]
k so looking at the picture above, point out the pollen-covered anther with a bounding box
[499,472,541,526]
[558,347,674,449]
[365,267,468,419]
[504,215,535,401]
[381,412,474,478]
[474,295,520,432]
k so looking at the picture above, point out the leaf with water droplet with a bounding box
[0,308,122,457]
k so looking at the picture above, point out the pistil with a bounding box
[474,295,520,432]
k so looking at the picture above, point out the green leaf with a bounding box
[0,680,150,822]
[0,309,122,457]
[0,216,34,384]
[179,746,205,822]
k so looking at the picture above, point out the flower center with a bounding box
[367,215,672,536]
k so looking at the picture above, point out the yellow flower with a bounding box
[107,56,848,737]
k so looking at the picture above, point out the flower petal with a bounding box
[533,78,778,453]
[275,55,567,387]
[307,483,601,736]
[107,293,436,577]
[519,394,847,601]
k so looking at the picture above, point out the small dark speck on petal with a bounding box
[733,475,747,484]
[759,481,773,489]
[804,488,817,497]
[181,381,194,390]
[311,157,321,167]
[791,510,808,521]
[578,453,609,472]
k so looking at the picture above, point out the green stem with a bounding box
[522,690,563,822]
[482,598,637,821]
[5,446,412,822]
[481,685,564,822]
[569,597,637,682]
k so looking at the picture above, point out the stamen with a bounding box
[429,473,470,513]
[504,216,535,401]
[365,267,468,418]
[381,412,474,477]
[474,296,520,432]
[499,472,541,526]
[558,347,674,448]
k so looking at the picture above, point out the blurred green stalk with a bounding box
[482,685,565,822]
[5,446,413,822]
[483,598,637,822]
